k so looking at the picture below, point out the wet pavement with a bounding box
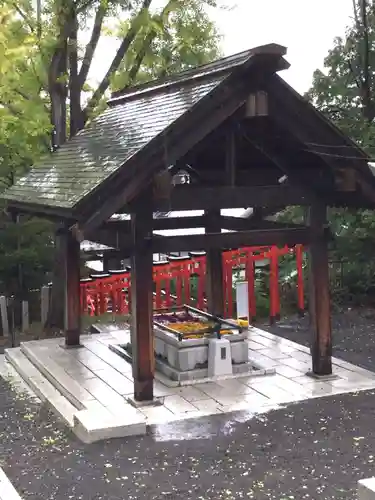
[1,373,375,499]
[2,308,375,499]
[262,307,375,371]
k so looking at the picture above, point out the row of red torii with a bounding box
[80,244,305,323]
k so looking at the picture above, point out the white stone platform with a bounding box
[5,326,375,443]
[0,467,23,500]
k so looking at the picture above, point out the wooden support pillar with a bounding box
[63,231,81,346]
[130,190,154,401]
[308,203,332,376]
[205,209,224,317]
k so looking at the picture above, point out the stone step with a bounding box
[5,348,76,427]
[359,478,375,499]
[0,467,23,500]
[20,342,93,411]
[5,346,147,443]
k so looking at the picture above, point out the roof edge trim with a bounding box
[108,43,287,107]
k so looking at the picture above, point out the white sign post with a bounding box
[235,281,248,320]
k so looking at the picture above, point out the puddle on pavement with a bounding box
[151,405,279,442]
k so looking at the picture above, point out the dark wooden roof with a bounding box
[3,73,221,210]
[3,44,286,218]
[2,44,287,218]
[3,42,375,228]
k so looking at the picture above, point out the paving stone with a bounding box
[73,406,146,443]
[21,344,95,409]
[94,368,134,395]
[192,399,223,413]
[259,348,291,360]
[247,335,277,347]
[247,341,267,350]
[82,340,132,373]
[216,378,253,393]
[250,380,293,403]
[139,405,175,424]
[277,357,310,371]
[173,386,208,402]
[163,395,198,414]
[80,377,127,407]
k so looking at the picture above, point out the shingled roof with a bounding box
[2,44,287,220]
[4,74,221,210]
[4,42,375,227]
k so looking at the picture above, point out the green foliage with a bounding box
[111,0,221,90]
[306,1,375,148]
[289,1,375,304]
[0,215,54,298]
[0,0,223,301]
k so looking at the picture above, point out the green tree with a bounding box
[282,0,375,304]
[0,0,223,321]
[112,0,221,90]
[0,5,53,301]
[307,0,375,148]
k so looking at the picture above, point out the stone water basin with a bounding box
[153,306,249,373]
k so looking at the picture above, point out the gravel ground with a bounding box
[0,308,375,499]
[1,377,375,500]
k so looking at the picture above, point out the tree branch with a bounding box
[12,2,35,33]
[69,10,84,136]
[352,0,360,28]
[83,0,153,122]
[359,0,373,121]
[76,0,98,14]
[78,2,107,90]
[125,0,176,87]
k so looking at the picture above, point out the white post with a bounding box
[0,296,9,337]
[41,286,50,326]
[21,301,29,333]
[235,281,248,320]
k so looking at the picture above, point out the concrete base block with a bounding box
[127,396,164,408]
[73,407,146,444]
[164,343,208,372]
[305,371,339,381]
[231,340,249,364]
[60,343,84,350]
[208,338,232,377]
[359,478,375,500]
[154,337,166,358]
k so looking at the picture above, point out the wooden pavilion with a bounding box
[3,43,375,401]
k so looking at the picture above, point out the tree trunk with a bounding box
[45,0,157,328]
[45,8,69,330]
[69,12,85,136]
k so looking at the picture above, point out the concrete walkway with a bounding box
[5,326,375,442]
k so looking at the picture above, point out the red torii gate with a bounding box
[80,244,305,324]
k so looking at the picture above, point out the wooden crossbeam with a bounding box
[221,215,307,232]
[150,227,311,253]
[153,185,312,212]
[91,221,314,252]
[104,215,206,233]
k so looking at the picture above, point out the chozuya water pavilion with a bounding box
[3,44,375,401]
